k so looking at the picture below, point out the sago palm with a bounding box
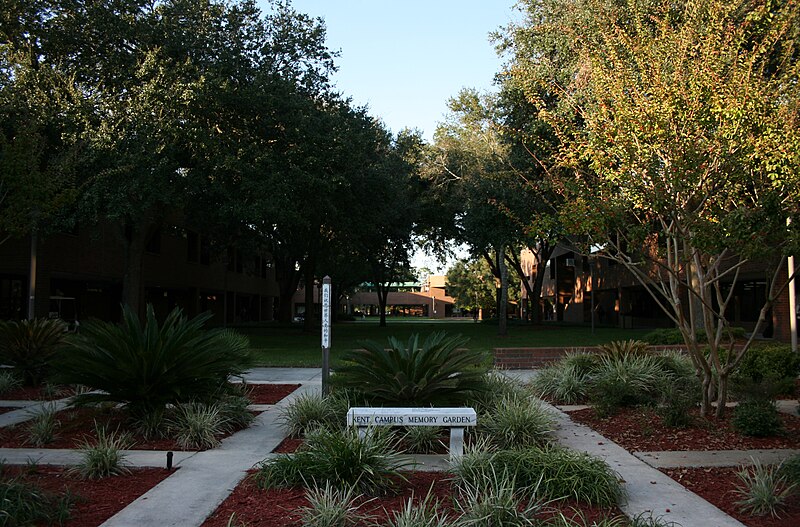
[54,304,252,417]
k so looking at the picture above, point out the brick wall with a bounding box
[493,345,690,369]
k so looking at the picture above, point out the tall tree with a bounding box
[505,0,800,416]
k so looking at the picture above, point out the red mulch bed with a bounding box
[566,407,800,451]
[237,384,300,404]
[272,437,303,453]
[0,407,258,451]
[202,471,624,527]
[661,466,800,527]
[2,465,176,527]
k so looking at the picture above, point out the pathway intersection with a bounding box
[0,368,794,526]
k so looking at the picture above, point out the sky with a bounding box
[257,1,520,273]
[265,0,519,142]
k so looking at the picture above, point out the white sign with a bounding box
[321,282,331,348]
[346,407,477,427]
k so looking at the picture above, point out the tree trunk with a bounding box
[377,283,388,327]
[303,254,316,333]
[274,256,303,323]
[506,251,535,323]
[498,245,508,337]
[121,223,149,319]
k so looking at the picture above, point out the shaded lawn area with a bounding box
[238,320,650,367]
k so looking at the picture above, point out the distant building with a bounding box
[0,225,279,325]
[292,275,456,319]
[519,245,796,342]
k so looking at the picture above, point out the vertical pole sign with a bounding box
[321,276,332,395]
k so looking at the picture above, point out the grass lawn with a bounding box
[236,319,650,367]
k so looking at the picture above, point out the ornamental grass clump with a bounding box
[470,372,531,414]
[333,332,488,406]
[454,467,545,527]
[400,425,445,454]
[54,304,252,419]
[298,482,368,527]
[254,426,409,495]
[169,402,228,450]
[589,352,664,416]
[734,459,796,517]
[0,318,68,385]
[450,444,624,507]
[280,391,344,437]
[0,370,21,395]
[384,487,451,527]
[0,468,74,525]
[25,403,60,447]
[480,395,555,449]
[532,351,599,404]
[73,424,133,479]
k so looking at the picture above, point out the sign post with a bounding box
[321,276,332,395]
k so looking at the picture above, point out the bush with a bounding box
[732,399,784,437]
[734,459,796,517]
[72,424,132,479]
[0,318,68,385]
[642,327,745,345]
[332,332,489,406]
[54,304,252,417]
[779,454,800,486]
[254,426,409,495]
[597,340,650,357]
[656,373,700,428]
[480,396,555,449]
[733,344,800,398]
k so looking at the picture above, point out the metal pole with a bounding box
[27,231,37,320]
[789,255,797,353]
[321,276,332,395]
[590,256,595,335]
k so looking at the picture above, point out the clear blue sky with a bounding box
[262,0,519,141]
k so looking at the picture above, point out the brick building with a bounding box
[0,225,279,325]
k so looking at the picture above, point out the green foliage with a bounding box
[451,445,623,507]
[732,399,784,437]
[656,373,700,428]
[732,345,800,399]
[480,396,555,449]
[73,424,132,479]
[454,467,544,527]
[628,513,680,527]
[400,426,445,455]
[25,403,60,447]
[589,353,663,417]
[470,372,531,415]
[383,487,451,527]
[169,403,227,450]
[55,304,252,417]
[298,482,366,527]
[333,332,489,406]
[254,426,409,495]
[597,340,650,358]
[778,455,800,487]
[0,318,67,385]
[0,370,21,395]
[218,394,255,433]
[532,353,597,404]
[735,460,796,517]
[0,469,74,526]
[279,390,356,437]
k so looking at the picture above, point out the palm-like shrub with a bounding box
[0,318,68,385]
[54,304,252,417]
[333,332,488,406]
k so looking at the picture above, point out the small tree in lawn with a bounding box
[505,0,800,416]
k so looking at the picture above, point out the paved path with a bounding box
[1,367,794,527]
